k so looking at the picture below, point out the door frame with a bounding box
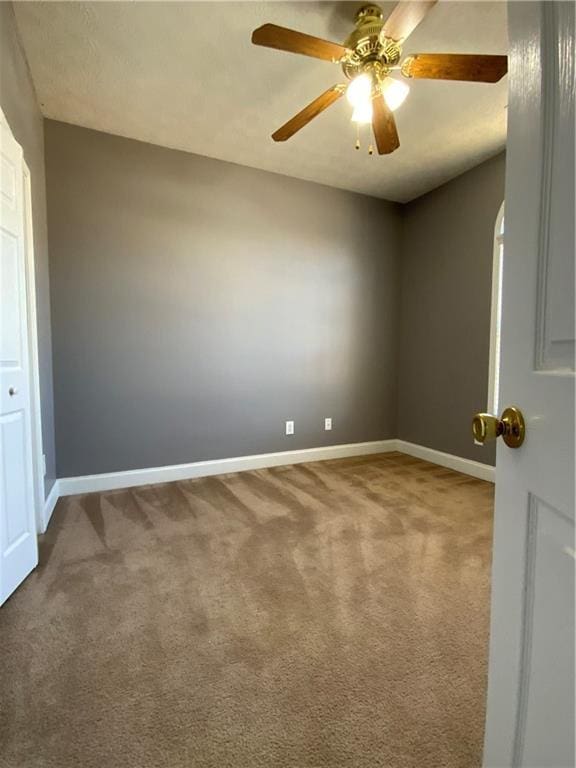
[22,161,45,533]
[0,106,44,535]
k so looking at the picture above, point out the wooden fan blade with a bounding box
[252,24,347,62]
[272,86,344,142]
[402,53,508,82]
[382,1,437,42]
[372,94,400,155]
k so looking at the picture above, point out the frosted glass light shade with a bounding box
[382,77,410,111]
[351,102,373,124]
[346,74,372,108]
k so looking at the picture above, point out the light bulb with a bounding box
[346,74,372,108]
[382,77,410,112]
[351,102,373,124]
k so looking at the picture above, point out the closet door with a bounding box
[0,112,38,606]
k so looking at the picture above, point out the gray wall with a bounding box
[0,3,56,495]
[397,152,506,465]
[45,120,401,477]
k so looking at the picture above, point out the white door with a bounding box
[0,113,38,606]
[483,3,575,767]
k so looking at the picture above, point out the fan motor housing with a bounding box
[341,4,402,80]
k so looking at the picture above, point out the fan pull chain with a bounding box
[353,125,374,155]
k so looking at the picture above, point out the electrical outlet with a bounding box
[285,420,294,435]
[324,417,332,431]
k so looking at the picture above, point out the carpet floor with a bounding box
[1,452,494,768]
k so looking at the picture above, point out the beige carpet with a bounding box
[0,452,494,768]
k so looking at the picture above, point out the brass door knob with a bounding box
[472,406,526,448]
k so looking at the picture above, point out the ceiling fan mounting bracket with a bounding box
[341,4,402,80]
[354,4,384,26]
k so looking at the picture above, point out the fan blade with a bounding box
[402,53,508,82]
[372,94,400,155]
[382,1,438,42]
[252,24,347,62]
[272,86,344,142]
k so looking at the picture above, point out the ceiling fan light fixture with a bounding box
[351,102,373,124]
[347,73,373,123]
[382,77,410,111]
[346,73,372,109]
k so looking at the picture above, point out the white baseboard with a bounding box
[41,479,61,532]
[58,440,399,496]
[49,438,494,510]
[395,440,495,483]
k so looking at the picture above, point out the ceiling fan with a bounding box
[251,1,507,155]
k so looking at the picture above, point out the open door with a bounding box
[479,3,575,766]
[0,112,38,605]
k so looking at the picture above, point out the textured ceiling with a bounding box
[14,1,508,202]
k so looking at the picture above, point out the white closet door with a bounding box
[0,113,38,606]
